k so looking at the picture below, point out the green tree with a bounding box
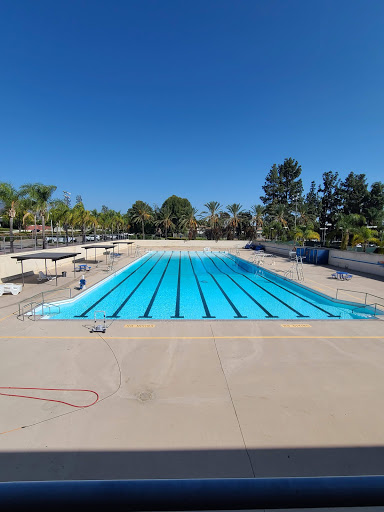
[129,201,153,239]
[305,181,320,220]
[72,202,93,243]
[340,172,369,216]
[161,195,192,228]
[351,226,379,252]
[260,164,282,214]
[226,203,245,239]
[0,182,20,253]
[335,213,365,250]
[180,207,199,240]
[155,207,175,239]
[19,183,57,249]
[318,171,341,229]
[201,201,223,241]
[365,182,384,226]
[261,158,303,219]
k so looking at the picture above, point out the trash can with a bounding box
[62,271,67,277]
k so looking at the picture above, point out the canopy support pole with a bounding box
[21,260,25,287]
[55,260,58,286]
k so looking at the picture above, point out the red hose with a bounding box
[0,387,99,408]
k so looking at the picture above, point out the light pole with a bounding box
[320,222,332,245]
[63,191,71,208]
[294,195,299,229]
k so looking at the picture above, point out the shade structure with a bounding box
[11,252,81,286]
[81,245,114,264]
[112,241,134,256]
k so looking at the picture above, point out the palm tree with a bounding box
[250,205,264,229]
[114,212,125,239]
[0,182,20,253]
[72,202,92,243]
[131,203,153,239]
[335,214,365,250]
[272,204,288,229]
[180,207,199,240]
[351,226,379,252]
[155,207,175,239]
[90,209,99,241]
[294,226,321,246]
[201,201,222,241]
[226,203,245,239]
[20,183,57,249]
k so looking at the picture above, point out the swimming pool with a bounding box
[42,251,379,320]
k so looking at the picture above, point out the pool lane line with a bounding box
[200,253,276,318]
[221,253,339,318]
[212,253,308,318]
[75,252,157,318]
[140,252,173,318]
[188,252,215,319]
[195,252,247,319]
[171,251,184,319]
[110,252,167,318]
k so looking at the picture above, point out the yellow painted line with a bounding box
[0,335,383,340]
[0,312,16,323]
[124,324,155,328]
[281,324,312,328]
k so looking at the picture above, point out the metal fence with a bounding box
[0,233,134,254]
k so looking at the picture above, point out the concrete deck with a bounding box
[1,247,384,481]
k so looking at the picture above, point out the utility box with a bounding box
[62,271,67,277]
[297,248,329,265]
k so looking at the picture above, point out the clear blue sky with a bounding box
[1,0,383,213]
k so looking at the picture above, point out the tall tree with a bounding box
[129,201,153,239]
[305,181,320,220]
[201,201,222,241]
[0,182,20,253]
[260,164,281,214]
[261,158,303,219]
[340,172,369,216]
[226,203,245,239]
[20,183,57,249]
[161,195,192,228]
[365,182,384,226]
[318,171,341,229]
[180,207,199,240]
[278,157,303,207]
[155,207,175,239]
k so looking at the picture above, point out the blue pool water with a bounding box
[44,251,379,320]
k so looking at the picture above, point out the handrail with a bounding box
[336,288,384,304]
[18,287,72,320]
[351,302,384,317]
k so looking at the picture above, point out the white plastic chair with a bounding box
[3,283,22,295]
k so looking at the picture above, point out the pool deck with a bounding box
[1,247,384,481]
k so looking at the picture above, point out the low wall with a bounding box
[328,249,384,278]
[0,239,244,281]
[260,241,384,278]
[259,242,293,257]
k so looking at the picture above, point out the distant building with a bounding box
[25,225,52,233]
